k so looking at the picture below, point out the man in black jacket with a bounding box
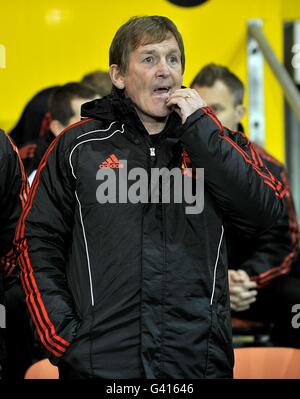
[16,16,286,379]
[191,63,300,348]
[0,130,28,378]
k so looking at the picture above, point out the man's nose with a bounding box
[155,59,171,77]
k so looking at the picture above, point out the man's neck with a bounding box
[143,120,167,135]
[135,108,168,135]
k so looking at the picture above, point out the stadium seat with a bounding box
[234,347,300,378]
[24,358,59,379]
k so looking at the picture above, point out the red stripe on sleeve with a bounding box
[15,118,92,357]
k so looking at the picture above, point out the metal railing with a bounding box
[248,21,300,217]
[248,21,300,123]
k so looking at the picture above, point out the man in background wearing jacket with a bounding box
[27,82,97,186]
[191,63,300,348]
[0,130,28,378]
[16,16,286,379]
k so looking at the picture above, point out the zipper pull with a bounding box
[150,147,156,157]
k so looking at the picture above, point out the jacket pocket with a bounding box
[56,311,94,378]
[205,308,234,378]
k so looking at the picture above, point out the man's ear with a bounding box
[235,104,246,124]
[50,120,65,137]
[109,64,125,90]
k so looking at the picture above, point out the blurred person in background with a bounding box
[81,70,112,97]
[9,87,59,172]
[27,82,97,185]
[191,63,300,348]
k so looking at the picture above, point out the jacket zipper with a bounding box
[150,147,156,158]
[144,137,167,377]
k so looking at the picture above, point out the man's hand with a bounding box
[166,88,207,124]
[228,269,258,312]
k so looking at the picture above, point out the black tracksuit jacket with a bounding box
[226,143,299,288]
[15,89,286,378]
[0,130,28,365]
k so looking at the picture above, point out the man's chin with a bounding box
[152,106,172,119]
[134,104,171,123]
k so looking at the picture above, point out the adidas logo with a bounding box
[99,154,124,169]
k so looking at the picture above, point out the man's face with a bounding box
[193,80,243,131]
[68,97,96,126]
[51,96,97,137]
[122,35,183,124]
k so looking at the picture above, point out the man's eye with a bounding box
[169,56,179,64]
[144,56,154,63]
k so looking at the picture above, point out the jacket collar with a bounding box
[81,86,181,143]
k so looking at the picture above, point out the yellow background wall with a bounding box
[1,0,300,162]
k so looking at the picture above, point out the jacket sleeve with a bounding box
[178,107,286,236]
[236,163,300,288]
[14,129,80,364]
[0,131,28,279]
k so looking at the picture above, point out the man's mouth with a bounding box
[152,86,171,98]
